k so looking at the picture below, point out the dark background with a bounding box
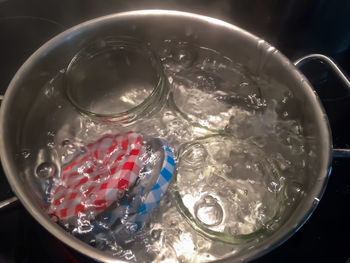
[0,0,349,262]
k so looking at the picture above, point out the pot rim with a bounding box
[0,9,332,263]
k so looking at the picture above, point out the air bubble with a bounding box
[194,195,223,227]
[285,182,304,202]
[47,142,55,149]
[151,229,162,240]
[181,143,208,169]
[174,48,195,68]
[61,139,72,147]
[36,162,56,179]
[44,85,54,98]
[20,150,31,159]
[47,131,55,137]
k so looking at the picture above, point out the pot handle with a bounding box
[294,54,350,159]
[0,95,19,210]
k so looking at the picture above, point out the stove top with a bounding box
[0,1,349,262]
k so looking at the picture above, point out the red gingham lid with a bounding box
[49,131,144,220]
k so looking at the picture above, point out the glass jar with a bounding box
[65,37,168,125]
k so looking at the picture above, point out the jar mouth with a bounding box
[65,37,167,123]
[173,134,286,244]
[164,42,264,132]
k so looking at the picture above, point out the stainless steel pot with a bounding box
[0,10,348,262]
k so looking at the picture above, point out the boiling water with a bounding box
[22,40,311,262]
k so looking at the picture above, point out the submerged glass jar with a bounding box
[65,37,168,124]
[173,134,286,244]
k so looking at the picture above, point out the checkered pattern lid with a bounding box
[49,131,145,220]
[128,139,175,231]
[94,138,175,243]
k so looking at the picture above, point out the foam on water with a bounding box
[23,39,313,262]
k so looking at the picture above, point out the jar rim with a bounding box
[173,134,286,244]
[65,36,166,123]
